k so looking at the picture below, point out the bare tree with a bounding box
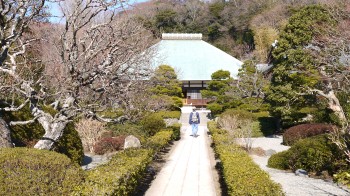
[0,0,47,147]
[75,118,107,153]
[0,0,155,150]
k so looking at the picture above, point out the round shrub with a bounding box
[77,149,153,195]
[268,135,348,175]
[283,123,336,145]
[140,113,166,136]
[268,151,290,170]
[0,148,84,195]
[144,130,173,152]
[93,136,126,155]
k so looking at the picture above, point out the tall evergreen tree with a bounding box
[267,4,347,128]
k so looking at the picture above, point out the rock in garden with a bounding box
[295,169,308,177]
[124,135,141,149]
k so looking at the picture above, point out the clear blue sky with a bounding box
[46,0,149,23]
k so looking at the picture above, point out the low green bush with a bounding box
[168,123,181,141]
[283,123,336,145]
[144,129,173,152]
[1,106,84,165]
[156,110,181,119]
[0,148,84,195]
[140,113,166,136]
[76,149,152,195]
[334,171,350,188]
[268,135,348,175]
[208,122,284,195]
[267,151,291,170]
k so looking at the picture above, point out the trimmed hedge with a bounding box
[144,129,173,152]
[76,129,174,195]
[140,113,166,136]
[208,121,284,195]
[168,123,181,141]
[156,110,181,119]
[267,151,290,170]
[268,135,348,175]
[0,148,84,195]
[283,123,336,145]
[76,149,153,195]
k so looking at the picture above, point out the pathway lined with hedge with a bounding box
[146,110,218,196]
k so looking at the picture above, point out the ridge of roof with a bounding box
[162,33,202,40]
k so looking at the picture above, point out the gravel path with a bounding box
[249,136,350,196]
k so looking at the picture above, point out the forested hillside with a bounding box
[133,0,341,61]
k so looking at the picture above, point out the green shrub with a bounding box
[1,107,84,165]
[53,122,84,165]
[207,103,223,116]
[156,110,181,119]
[208,121,227,136]
[216,145,284,195]
[76,149,152,195]
[268,151,291,170]
[334,171,350,188]
[268,135,348,175]
[168,123,181,141]
[208,122,284,195]
[144,129,173,152]
[140,113,166,136]
[283,124,336,145]
[171,97,183,110]
[0,148,84,195]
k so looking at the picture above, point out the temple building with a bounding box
[151,33,243,106]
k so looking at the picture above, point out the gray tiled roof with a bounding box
[151,34,243,81]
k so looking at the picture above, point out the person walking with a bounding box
[189,108,200,137]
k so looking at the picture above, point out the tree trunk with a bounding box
[30,106,69,150]
[33,120,68,150]
[327,91,348,127]
[0,117,13,148]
